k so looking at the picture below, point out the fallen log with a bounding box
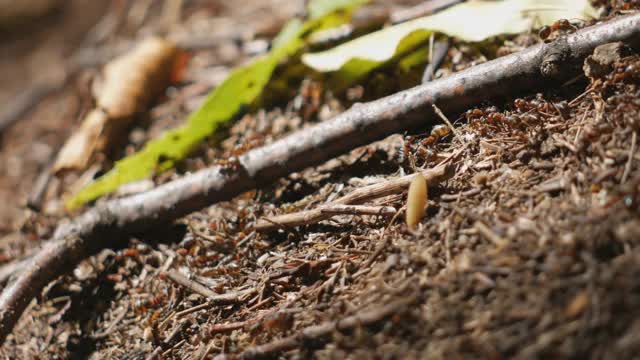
[0,13,638,344]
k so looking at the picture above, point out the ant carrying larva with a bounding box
[401,122,453,168]
[421,124,451,146]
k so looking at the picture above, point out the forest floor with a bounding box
[1,0,640,359]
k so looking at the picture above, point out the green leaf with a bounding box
[67,1,366,209]
[67,53,284,209]
[302,0,599,82]
[272,19,304,50]
[398,46,430,74]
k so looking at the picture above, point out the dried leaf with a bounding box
[54,38,178,173]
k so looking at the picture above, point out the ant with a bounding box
[539,19,577,42]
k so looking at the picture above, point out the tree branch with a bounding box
[0,13,638,344]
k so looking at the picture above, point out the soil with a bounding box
[1,0,639,359]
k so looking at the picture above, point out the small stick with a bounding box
[91,306,128,339]
[440,187,482,202]
[422,40,449,83]
[255,164,449,232]
[555,136,578,153]
[163,340,186,357]
[146,346,163,360]
[622,131,637,184]
[330,248,372,255]
[537,176,570,193]
[27,160,56,212]
[164,270,252,304]
[473,221,507,247]
[187,221,220,243]
[175,302,212,318]
[211,293,304,336]
[246,297,272,312]
[319,204,396,216]
[164,319,188,345]
[361,206,405,269]
[568,87,594,107]
[214,295,417,359]
[199,341,216,360]
[209,321,249,334]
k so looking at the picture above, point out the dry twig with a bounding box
[164,270,253,304]
[27,158,56,212]
[423,40,450,83]
[432,104,461,139]
[319,204,396,216]
[474,221,507,247]
[214,295,417,359]
[209,321,249,335]
[255,164,449,231]
[622,131,637,184]
[361,206,406,270]
[0,14,638,343]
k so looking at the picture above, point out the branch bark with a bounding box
[0,13,638,344]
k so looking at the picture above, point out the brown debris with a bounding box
[0,0,61,30]
[1,14,640,347]
[53,37,178,173]
[319,204,397,216]
[215,295,417,360]
[3,2,640,359]
[583,42,631,80]
[163,270,254,304]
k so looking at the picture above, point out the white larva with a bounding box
[406,173,428,228]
